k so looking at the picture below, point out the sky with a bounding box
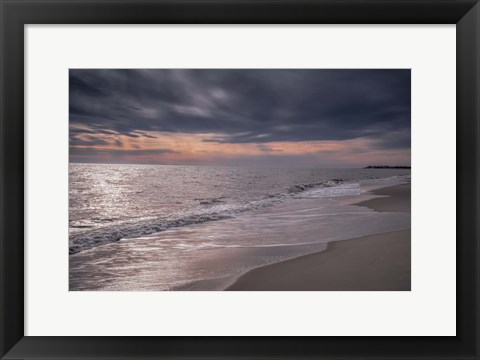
[69,69,411,167]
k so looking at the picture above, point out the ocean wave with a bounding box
[287,178,344,194]
[69,193,290,254]
[69,176,402,254]
[69,213,233,254]
[195,196,226,206]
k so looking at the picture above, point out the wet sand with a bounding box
[227,184,411,291]
[355,183,410,213]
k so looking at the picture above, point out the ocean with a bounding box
[69,164,411,290]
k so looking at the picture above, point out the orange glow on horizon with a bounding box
[70,130,410,166]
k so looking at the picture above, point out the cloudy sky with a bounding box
[69,69,410,167]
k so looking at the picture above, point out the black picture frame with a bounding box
[1,0,478,359]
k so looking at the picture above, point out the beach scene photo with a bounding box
[69,69,411,291]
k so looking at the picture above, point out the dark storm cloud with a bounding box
[69,135,111,147]
[69,69,410,149]
[371,129,411,150]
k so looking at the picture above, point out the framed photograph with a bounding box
[1,0,478,359]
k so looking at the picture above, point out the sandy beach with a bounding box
[227,184,411,291]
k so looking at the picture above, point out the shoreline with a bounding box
[69,180,411,291]
[226,183,411,291]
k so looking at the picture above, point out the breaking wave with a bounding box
[69,177,358,254]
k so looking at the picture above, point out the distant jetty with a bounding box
[364,165,411,169]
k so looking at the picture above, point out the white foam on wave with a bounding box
[296,182,364,198]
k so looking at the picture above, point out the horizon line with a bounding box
[69,161,412,168]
